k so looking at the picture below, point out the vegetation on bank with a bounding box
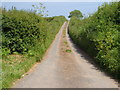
[68,10,83,19]
[68,2,120,79]
[2,8,66,88]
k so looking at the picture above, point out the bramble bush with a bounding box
[69,2,120,79]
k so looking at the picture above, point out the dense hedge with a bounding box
[69,2,120,79]
[2,9,66,88]
[2,9,66,56]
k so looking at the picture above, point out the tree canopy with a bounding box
[68,10,83,19]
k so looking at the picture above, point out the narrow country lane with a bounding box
[13,22,118,88]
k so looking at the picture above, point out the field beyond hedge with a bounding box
[68,2,120,80]
[2,9,66,88]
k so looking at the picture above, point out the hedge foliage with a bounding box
[2,9,66,56]
[69,2,120,79]
[2,9,66,88]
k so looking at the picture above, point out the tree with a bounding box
[68,10,83,19]
[32,3,48,17]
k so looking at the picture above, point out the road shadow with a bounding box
[66,27,119,85]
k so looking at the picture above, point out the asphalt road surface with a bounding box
[13,22,118,88]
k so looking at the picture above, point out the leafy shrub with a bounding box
[69,2,120,79]
[2,8,66,88]
[2,9,66,55]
